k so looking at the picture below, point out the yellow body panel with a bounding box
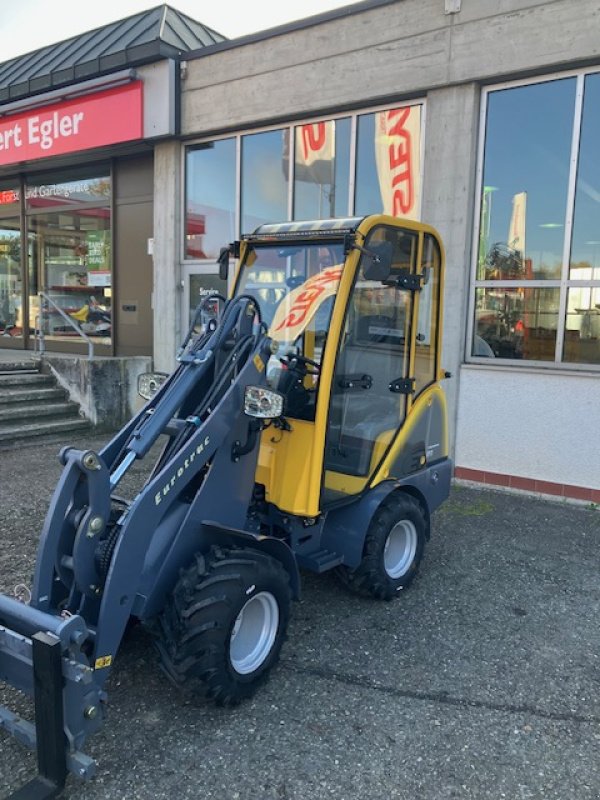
[373,383,449,484]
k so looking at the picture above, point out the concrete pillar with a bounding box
[153,141,182,373]
[421,83,480,454]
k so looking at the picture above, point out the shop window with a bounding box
[570,74,600,282]
[472,73,600,368]
[26,170,112,344]
[355,105,422,220]
[241,130,289,234]
[564,287,600,364]
[477,79,575,282]
[293,118,350,220]
[474,287,560,360]
[185,138,236,260]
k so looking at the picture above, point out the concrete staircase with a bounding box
[0,359,90,445]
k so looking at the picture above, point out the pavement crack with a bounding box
[281,660,600,725]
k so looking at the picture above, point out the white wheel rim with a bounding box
[229,591,279,675]
[383,520,418,579]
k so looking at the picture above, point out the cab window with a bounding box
[323,225,417,504]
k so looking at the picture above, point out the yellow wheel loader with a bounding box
[0,214,451,797]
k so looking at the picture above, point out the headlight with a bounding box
[244,386,285,419]
[138,372,168,400]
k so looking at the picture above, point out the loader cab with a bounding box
[232,215,446,518]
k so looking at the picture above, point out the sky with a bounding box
[0,0,362,61]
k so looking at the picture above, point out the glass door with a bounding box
[26,170,112,350]
[0,183,23,345]
[181,262,228,337]
[322,225,418,505]
[0,216,23,341]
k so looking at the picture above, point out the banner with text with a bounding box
[294,121,335,185]
[374,105,421,220]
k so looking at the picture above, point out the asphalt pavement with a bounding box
[0,432,599,799]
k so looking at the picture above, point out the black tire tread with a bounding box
[336,493,426,601]
[156,545,291,706]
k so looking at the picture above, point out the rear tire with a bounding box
[156,545,291,706]
[336,494,426,600]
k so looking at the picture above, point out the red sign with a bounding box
[0,189,19,205]
[0,82,143,167]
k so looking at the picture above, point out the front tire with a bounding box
[336,494,427,600]
[156,545,291,706]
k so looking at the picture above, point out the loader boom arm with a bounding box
[0,295,273,796]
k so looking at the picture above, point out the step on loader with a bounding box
[0,214,452,798]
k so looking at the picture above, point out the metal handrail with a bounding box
[34,291,95,360]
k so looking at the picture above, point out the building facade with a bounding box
[153,0,599,501]
[1,0,599,499]
[0,6,223,357]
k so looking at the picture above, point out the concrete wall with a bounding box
[45,355,151,429]
[420,83,480,450]
[455,365,600,490]
[181,0,600,136]
[153,142,182,373]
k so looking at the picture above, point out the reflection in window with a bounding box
[293,118,350,220]
[0,217,22,338]
[571,73,600,281]
[355,105,421,220]
[26,169,112,344]
[564,287,600,364]
[473,73,600,368]
[186,139,236,260]
[474,287,560,361]
[478,79,575,280]
[241,130,289,234]
[235,241,346,421]
[188,274,228,328]
[25,174,111,210]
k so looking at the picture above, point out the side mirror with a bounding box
[363,241,393,282]
[217,247,230,281]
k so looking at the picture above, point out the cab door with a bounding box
[322,223,419,505]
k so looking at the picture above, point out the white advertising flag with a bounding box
[295,121,335,185]
[508,191,527,256]
[374,105,421,219]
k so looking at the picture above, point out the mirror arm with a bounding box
[350,242,384,263]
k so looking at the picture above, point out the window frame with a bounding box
[181,99,427,266]
[468,68,600,372]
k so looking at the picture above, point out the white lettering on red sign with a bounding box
[27,111,84,151]
[0,82,143,168]
[0,113,85,154]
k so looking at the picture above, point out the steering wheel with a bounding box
[280,353,321,375]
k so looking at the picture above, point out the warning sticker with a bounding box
[94,655,113,670]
